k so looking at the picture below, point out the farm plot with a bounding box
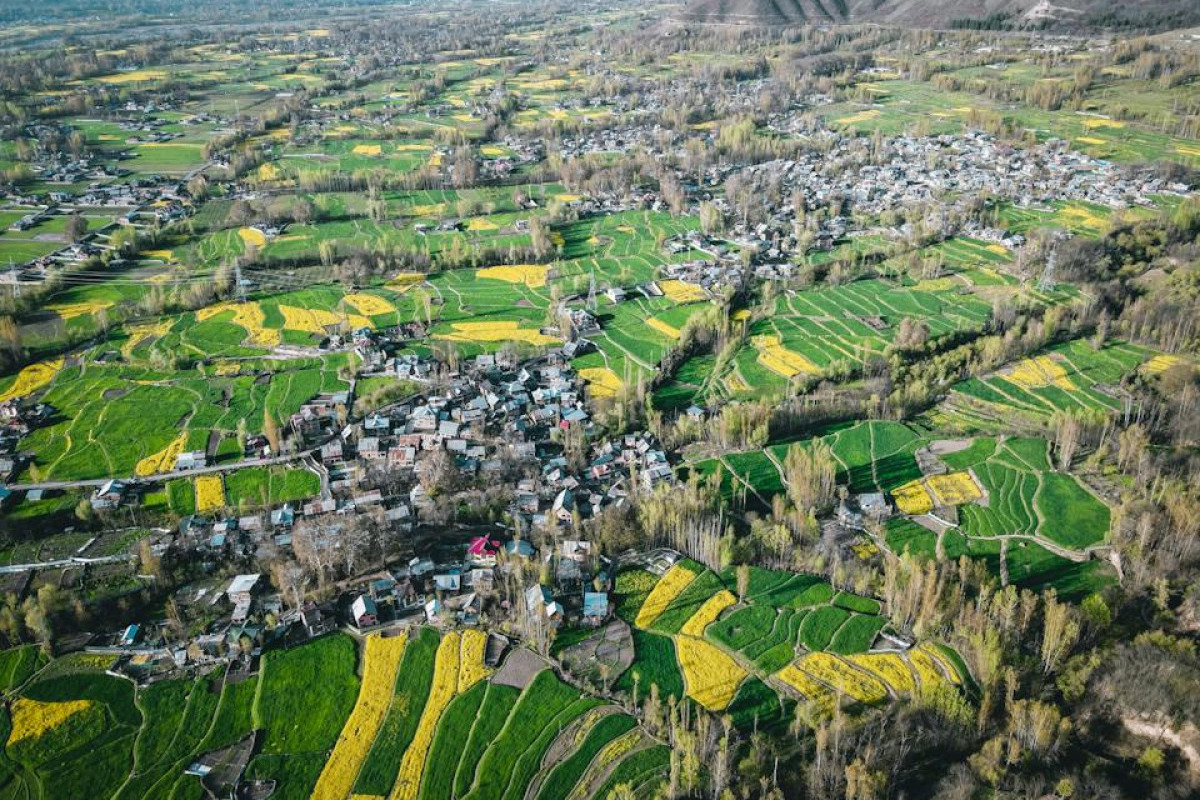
[715,275,1004,398]
[688,420,925,508]
[883,436,1115,595]
[947,338,1150,424]
[12,355,349,481]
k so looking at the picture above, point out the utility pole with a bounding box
[235,262,246,303]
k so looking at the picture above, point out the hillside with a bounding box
[678,0,1200,32]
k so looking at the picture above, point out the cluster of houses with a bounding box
[101,520,613,682]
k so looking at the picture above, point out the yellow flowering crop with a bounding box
[753,335,818,377]
[9,698,95,746]
[847,652,916,694]
[646,317,680,339]
[794,653,887,705]
[98,69,167,84]
[0,358,63,403]
[578,367,622,398]
[908,647,955,689]
[914,644,962,686]
[926,472,982,507]
[457,629,490,692]
[1056,205,1108,232]
[1142,354,1183,375]
[313,633,408,800]
[681,590,736,637]
[239,227,267,248]
[121,319,174,359]
[1007,355,1076,390]
[279,305,341,335]
[389,632,461,800]
[891,480,933,515]
[352,144,383,156]
[476,265,549,288]
[343,294,397,317]
[776,663,835,714]
[135,432,187,477]
[196,301,280,347]
[634,564,696,629]
[676,636,746,711]
[658,279,706,304]
[47,300,113,321]
[195,475,225,513]
[835,109,880,125]
[435,321,559,347]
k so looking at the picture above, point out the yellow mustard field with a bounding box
[634,564,696,629]
[121,319,174,359]
[457,629,490,692]
[578,367,623,398]
[98,69,167,84]
[891,479,934,515]
[312,633,408,800]
[389,631,470,800]
[675,636,746,711]
[9,698,94,746]
[195,475,225,513]
[0,358,63,403]
[658,279,706,304]
[754,335,818,378]
[926,471,982,507]
[847,652,916,694]
[280,305,342,335]
[466,217,498,231]
[915,643,962,685]
[48,300,114,321]
[1142,353,1184,374]
[1007,355,1076,390]
[343,293,397,317]
[476,264,549,288]
[836,109,881,125]
[776,663,836,713]
[239,227,267,248]
[793,653,887,705]
[646,317,680,339]
[135,432,187,477]
[680,590,736,637]
[197,301,281,347]
[435,321,559,346]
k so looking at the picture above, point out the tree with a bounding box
[1052,410,1081,471]
[292,520,339,586]
[0,315,22,360]
[452,145,477,188]
[784,440,837,515]
[1040,592,1080,673]
[263,409,281,454]
[530,216,553,259]
[699,201,724,235]
[226,199,253,227]
[270,559,310,610]
[64,213,88,243]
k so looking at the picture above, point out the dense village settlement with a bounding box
[0,0,1199,799]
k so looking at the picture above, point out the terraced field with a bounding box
[939,339,1152,426]
[605,561,970,727]
[0,629,672,800]
[687,419,1116,595]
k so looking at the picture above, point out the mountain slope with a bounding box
[678,0,1200,32]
